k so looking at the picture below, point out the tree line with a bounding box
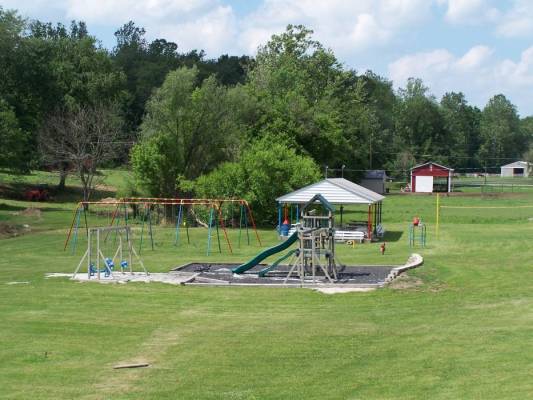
[1,8,533,221]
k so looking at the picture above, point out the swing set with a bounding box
[64,198,262,257]
[72,226,148,280]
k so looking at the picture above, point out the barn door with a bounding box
[416,176,433,192]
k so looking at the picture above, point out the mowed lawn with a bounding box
[1,189,533,399]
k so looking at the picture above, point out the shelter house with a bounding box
[276,178,385,240]
[500,161,531,177]
[410,162,453,193]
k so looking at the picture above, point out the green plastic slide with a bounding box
[232,231,298,274]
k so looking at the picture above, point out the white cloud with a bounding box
[438,0,500,25]
[496,0,533,37]
[1,0,436,56]
[65,0,214,24]
[62,0,239,54]
[389,45,533,115]
[456,45,493,70]
[158,6,237,54]
[238,0,431,56]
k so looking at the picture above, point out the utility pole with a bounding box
[369,133,373,169]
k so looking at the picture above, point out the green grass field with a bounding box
[1,173,533,399]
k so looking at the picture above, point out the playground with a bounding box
[61,189,423,289]
[2,173,533,398]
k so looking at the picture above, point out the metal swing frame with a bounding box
[72,226,148,280]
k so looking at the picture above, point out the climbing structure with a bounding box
[408,222,427,248]
[283,194,342,284]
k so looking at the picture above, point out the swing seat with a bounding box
[105,258,115,270]
[120,260,128,270]
[89,263,112,277]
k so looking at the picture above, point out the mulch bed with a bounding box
[174,263,396,286]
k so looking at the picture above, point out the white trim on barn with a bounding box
[410,161,453,171]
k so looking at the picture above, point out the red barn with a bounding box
[410,162,453,193]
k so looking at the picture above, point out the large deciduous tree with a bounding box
[247,25,346,165]
[38,105,121,202]
[393,78,448,165]
[0,99,30,171]
[246,25,385,177]
[478,94,524,169]
[131,67,245,198]
[440,92,481,170]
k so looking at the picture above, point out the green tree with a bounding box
[0,8,34,171]
[131,67,245,197]
[520,116,533,144]
[478,94,523,169]
[0,99,30,171]
[440,92,481,170]
[360,71,396,170]
[113,22,251,137]
[195,136,321,224]
[247,25,347,166]
[28,21,127,187]
[1,9,127,179]
[393,78,448,164]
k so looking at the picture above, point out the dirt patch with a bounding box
[98,197,118,203]
[0,222,30,238]
[388,273,423,290]
[20,207,42,218]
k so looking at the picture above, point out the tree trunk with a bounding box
[57,163,68,191]
[164,204,174,225]
[189,207,208,228]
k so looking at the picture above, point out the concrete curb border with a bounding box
[384,253,424,284]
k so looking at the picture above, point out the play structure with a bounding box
[233,194,342,283]
[408,218,427,248]
[73,226,148,280]
[64,198,261,256]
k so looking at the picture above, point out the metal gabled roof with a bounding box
[411,161,453,171]
[276,178,385,205]
[302,193,335,212]
[501,161,530,168]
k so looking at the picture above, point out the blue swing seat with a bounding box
[105,258,115,270]
[89,262,112,277]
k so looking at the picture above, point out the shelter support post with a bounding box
[278,204,282,234]
[367,204,373,241]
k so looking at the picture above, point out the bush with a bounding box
[195,136,320,224]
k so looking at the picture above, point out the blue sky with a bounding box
[3,0,533,116]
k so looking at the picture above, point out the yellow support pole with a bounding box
[435,193,440,238]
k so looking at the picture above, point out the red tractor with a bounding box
[24,186,49,201]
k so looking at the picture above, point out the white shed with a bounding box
[500,161,531,177]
